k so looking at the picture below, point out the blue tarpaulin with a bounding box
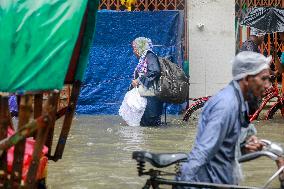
[76,10,184,114]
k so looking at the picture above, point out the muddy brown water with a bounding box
[46,115,284,189]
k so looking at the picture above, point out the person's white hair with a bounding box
[232,51,271,80]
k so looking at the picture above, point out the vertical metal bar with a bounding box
[11,95,32,188]
[164,104,167,125]
[107,0,110,9]
[268,34,271,56]
[145,0,149,11]
[165,0,168,9]
[238,0,243,49]
[116,0,119,11]
[239,24,243,49]
[247,27,250,39]
[154,0,158,10]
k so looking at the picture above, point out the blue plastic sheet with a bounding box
[76,10,184,115]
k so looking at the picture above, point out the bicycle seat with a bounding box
[132,151,188,168]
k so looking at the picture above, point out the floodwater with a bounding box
[46,115,284,189]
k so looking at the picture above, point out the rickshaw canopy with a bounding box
[0,0,97,93]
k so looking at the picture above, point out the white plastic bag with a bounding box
[119,88,147,126]
[126,88,148,111]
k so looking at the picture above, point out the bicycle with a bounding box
[132,139,284,189]
[183,82,284,122]
[183,96,211,121]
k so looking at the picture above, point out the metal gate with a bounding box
[98,0,188,60]
[235,0,284,92]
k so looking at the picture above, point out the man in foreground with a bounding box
[239,28,266,115]
[176,51,271,187]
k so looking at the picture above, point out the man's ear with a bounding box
[243,76,250,86]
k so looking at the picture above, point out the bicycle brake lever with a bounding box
[261,139,284,157]
[260,139,272,146]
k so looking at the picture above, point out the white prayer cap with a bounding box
[232,51,271,80]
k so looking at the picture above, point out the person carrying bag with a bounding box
[127,37,163,126]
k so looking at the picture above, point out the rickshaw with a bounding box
[0,0,99,188]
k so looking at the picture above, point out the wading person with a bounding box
[130,37,163,126]
[175,51,271,188]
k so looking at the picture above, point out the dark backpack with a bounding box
[155,57,189,104]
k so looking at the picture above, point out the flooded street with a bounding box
[47,115,284,189]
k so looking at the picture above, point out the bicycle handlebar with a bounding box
[238,151,278,163]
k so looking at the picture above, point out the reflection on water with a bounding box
[118,126,146,152]
[47,115,283,189]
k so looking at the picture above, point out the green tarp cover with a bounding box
[0,0,90,93]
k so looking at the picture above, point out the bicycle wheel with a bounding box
[183,100,207,121]
[266,101,283,120]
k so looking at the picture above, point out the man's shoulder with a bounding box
[145,51,158,61]
[206,84,237,110]
[146,50,156,57]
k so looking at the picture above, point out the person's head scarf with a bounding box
[132,37,154,74]
[132,37,153,57]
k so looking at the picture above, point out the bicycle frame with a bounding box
[183,84,284,122]
[183,96,211,121]
[133,140,284,189]
[140,166,260,189]
[188,97,211,102]
[249,85,283,121]
[138,163,284,189]
[142,177,260,189]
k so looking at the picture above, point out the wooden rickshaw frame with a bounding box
[0,0,99,188]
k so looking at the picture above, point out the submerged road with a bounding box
[47,115,284,189]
